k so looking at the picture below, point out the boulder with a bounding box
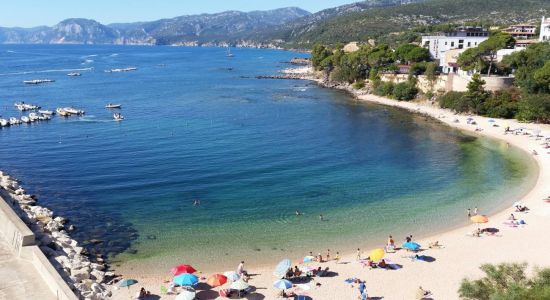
[91,270,105,283]
[70,267,90,281]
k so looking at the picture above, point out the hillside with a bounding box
[281,0,550,45]
[0,7,310,46]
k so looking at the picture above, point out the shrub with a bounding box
[483,89,520,119]
[393,82,418,101]
[374,81,395,96]
[516,93,550,123]
[438,91,468,112]
[353,80,366,89]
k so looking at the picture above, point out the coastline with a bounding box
[109,67,550,299]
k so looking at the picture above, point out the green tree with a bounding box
[533,61,550,93]
[477,32,515,75]
[516,94,550,123]
[425,62,438,93]
[311,44,333,70]
[465,74,490,114]
[459,263,550,300]
[394,44,430,64]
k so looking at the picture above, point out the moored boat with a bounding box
[28,113,40,122]
[63,107,85,115]
[105,103,122,109]
[20,116,30,123]
[56,108,70,117]
[67,72,81,77]
[9,117,21,125]
[0,119,8,127]
[15,102,40,111]
[105,67,137,73]
[38,110,54,116]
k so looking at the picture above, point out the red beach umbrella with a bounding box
[207,274,228,287]
[171,264,197,276]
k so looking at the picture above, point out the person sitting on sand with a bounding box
[286,268,294,279]
[405,235,413,243]
[415,286,431,299]
[428,241,443,249]
[317,253,323,263]
[293,266,302,277]
[387,235,395,247]
[135,288,149,300]
[378,259,387,269]
[509,214,516,221]
[237,261,248,278]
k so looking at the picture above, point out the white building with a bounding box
[540,17,550,42]
[421,27,489,74]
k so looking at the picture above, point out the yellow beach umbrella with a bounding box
[470,215,489,224]
[369,248,385,262]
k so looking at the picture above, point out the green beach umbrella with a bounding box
[118,279,138,288]
[230,279,250,290]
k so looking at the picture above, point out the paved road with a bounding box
[0,239,55,300]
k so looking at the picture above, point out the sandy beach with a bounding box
[112,67,550,300]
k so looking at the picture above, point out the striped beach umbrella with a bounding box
[273,259,291,278]
[273,279,292,289]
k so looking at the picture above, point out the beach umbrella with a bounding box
[173,273,199,287]
[470,215,489,224]
[171,264,197,276]
[175,288,196,300]
[402,242,421,251]
[303,256,315,263]
[273,259,291,278]
[118,279,138,288]
[223,271,240,282]
[230,279,250,290]
[369,248,385,262]
[273,279,293,289]
[207,274,227,287]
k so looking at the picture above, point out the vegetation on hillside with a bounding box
[459,263,550,300]
[440,42,550,123]
[281,0,550,47]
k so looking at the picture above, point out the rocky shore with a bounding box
[0,170,113,300]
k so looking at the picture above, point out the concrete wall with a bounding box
[0,196,34,255]
[0,195,78,300]
[380,73,514,94]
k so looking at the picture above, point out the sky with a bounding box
[0,0,357,28]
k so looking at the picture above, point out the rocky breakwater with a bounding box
[0,170,113,300]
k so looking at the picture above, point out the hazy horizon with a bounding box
[0,0,358,28]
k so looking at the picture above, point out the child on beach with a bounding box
[335,251,340,263]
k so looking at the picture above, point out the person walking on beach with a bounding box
[467,208,472,218]
[474,207,478,215]
[356,248,361,260]
[335,251,340,263]
[326,249,331,261]
[359,281,366,296]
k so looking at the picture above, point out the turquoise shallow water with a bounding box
[0,45,537,273]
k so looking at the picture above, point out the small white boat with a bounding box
[23,79,55,85]
[28,113,40,122]
[105,103,122,109]
[113,113,124,121]
[63,107,85,115]
[15,102,40,111]
[39,115,51,121]
[9,117,21,125]
[39,110,54,116]
[106,67,137,73]
[0,119,8,127]
[56,108,70,117]
[67,73,81,77]
[20,116,31,123]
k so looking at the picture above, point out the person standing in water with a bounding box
[467,208,471,218]
[474,207,478,215]
[319,214,324,221]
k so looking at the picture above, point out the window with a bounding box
[451,42,455,47]
[467,42,471,47]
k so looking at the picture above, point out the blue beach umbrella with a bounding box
[273,279,293,289]
[173,273,199,286]
[118,279,138,288]
[303,256,315,263]
[488,119,496,123]
[402,242,421,251]
[273,259,292,278]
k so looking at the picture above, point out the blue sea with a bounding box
[0,45,537,273]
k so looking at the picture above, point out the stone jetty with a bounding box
[0,171,113,300]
